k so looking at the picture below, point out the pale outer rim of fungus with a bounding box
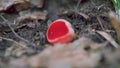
[46,19,75,44]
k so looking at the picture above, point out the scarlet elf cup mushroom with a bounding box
[46,19,75,44]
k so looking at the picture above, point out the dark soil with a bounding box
[0,0,117,68]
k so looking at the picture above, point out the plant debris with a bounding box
[0,0,30,13]
[96,30,119,48]
[30,0,45,8]
[17,11,47,22]
[109,11,120,39]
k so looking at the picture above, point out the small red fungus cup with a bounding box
[46,19,75,44]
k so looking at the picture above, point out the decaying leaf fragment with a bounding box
[109,11,120,39]
[27,37,106,68]
[0,0,30,13]
[17,11,47,22]
[30,0,45,8]
[96,31,119,48]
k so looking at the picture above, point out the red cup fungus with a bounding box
[46,19,75,44]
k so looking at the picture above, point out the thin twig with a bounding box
[97,17,105,31]
[0,36,27,48]
[0,15,37,48]
[74,0,81,12]
[97,4,104,10]
[74,0,81,23]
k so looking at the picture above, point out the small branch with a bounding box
[0,15,37,48]
[74,0,81,23]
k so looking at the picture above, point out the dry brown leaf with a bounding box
[96,31,119,48]
[109,11,120,38]
[27,23,35,28]
[17,11,47,22]
[0,0,30,13]
[27,37,105,68]
[30,0,45,8]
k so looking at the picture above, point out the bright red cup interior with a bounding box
[47,20,69,40]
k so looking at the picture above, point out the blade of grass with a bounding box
[112,0,120,18]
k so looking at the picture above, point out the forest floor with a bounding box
[0,0,120,68]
